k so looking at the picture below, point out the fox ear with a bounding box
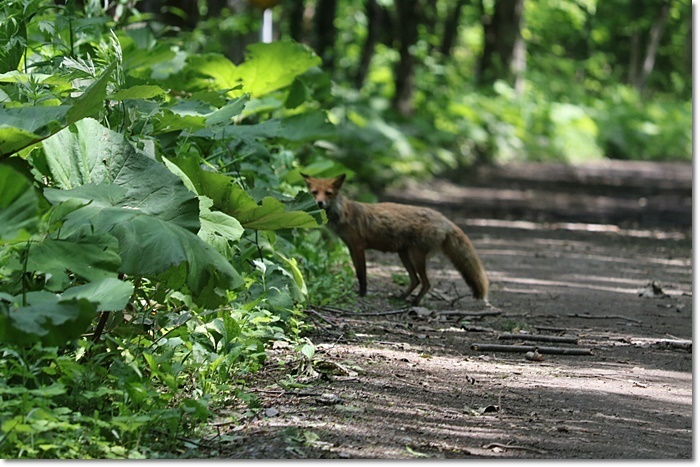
[332,173,346,189]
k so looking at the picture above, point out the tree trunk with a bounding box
[393,0,421,117]
[439,0,468,57]
[206,0,228,18]
[313,0,338,71]
[635,1,671,92]
[138,0,200,31]
[477,0,525,89]
[287,0,306,43]
[355,0,382,88]
[626,2,644,87]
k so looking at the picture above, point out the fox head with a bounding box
[300,173,346,210]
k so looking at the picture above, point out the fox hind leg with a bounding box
[408,248,431,306]
[397,249,421,300]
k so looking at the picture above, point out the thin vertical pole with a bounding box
[262,8,273,43]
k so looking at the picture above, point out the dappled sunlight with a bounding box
[259,338,691,458]
[464,218,688,240]
[496,275,640,295]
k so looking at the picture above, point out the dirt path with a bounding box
[212,160,692,459]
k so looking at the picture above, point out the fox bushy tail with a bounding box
[442,227,489,300]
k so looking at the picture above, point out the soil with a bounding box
[206,160,692,459]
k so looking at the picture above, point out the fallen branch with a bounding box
[441,310,502,318]
[307,309,338,326]
[316,305,357,314]
[567,313,642,324]
[357,308,411,316]
[461,325,496,333]
[498,333,578,344]
[534,325,576,333]
[655,339,692,351]
[314,306,410,317]
[470,343,593,355]
[483,442,547,455]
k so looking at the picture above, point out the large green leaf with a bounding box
[42,118,200,231]
[167,156,322,230]
[44,184,243,308]
[0,163,39,240]
[109,85,167,101]
[0,61,117,158]
[192,110,335,143]
[233,196,320,230]
[152,95,249,134]
[188,42,320,98]
[61,277,134,312]
[0,298,95,346]
[197,196,245,258]
[27,232,122,291]
[234,42,321,97]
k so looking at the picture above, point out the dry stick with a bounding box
[307,309,338,326]
[470,343,593,355]
[441,310,502,318]
[567,313,642,324]
[483,443,547,455]
[462,325,496,333]
[534,325,577,333]
[356,308,412,316]
[498,333,578,344]
[317,305,353,314]
[317,306,411,316]
[655,339,692,350]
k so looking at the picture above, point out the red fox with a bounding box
[301,173,489,306]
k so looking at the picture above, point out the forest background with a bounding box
[0,0,691,458]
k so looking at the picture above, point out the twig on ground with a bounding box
[567,313,642,324]
[470,343,593,355]
[307,309,338,326]
[316,305,411,316]
[655,339,692,351]
[316,305,355,314]
[483,442,547,455]
[150,428,215,450]
[441,310,502,318]
[461,325,496,333]
[355,308,412,316]
[498,333,578,344]
[534,325,578,333]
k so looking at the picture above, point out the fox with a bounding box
[301,173,489,306]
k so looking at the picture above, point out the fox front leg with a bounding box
[347,244,368,297]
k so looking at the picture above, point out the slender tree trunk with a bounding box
[393,0,421,116]
[139,0,200,30]
[423,0,439,54]
[206,0,228,18]
[626,3,644,86]
[477,0,524,89]
[288,0,306,43]
[628,31,640,85]
[355,0,382,88]
[313,0,338,71]
[636,1,670,92]
[511,24,526,95]
[439,0,469,57]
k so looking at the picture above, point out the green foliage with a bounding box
[0,1,349,458]
[0,0,691,458]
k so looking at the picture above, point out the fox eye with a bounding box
[310,190,318,195]
[325,191,332,196]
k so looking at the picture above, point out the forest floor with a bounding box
[208,160,693,459]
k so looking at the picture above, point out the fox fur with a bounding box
[301,173,489,306]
